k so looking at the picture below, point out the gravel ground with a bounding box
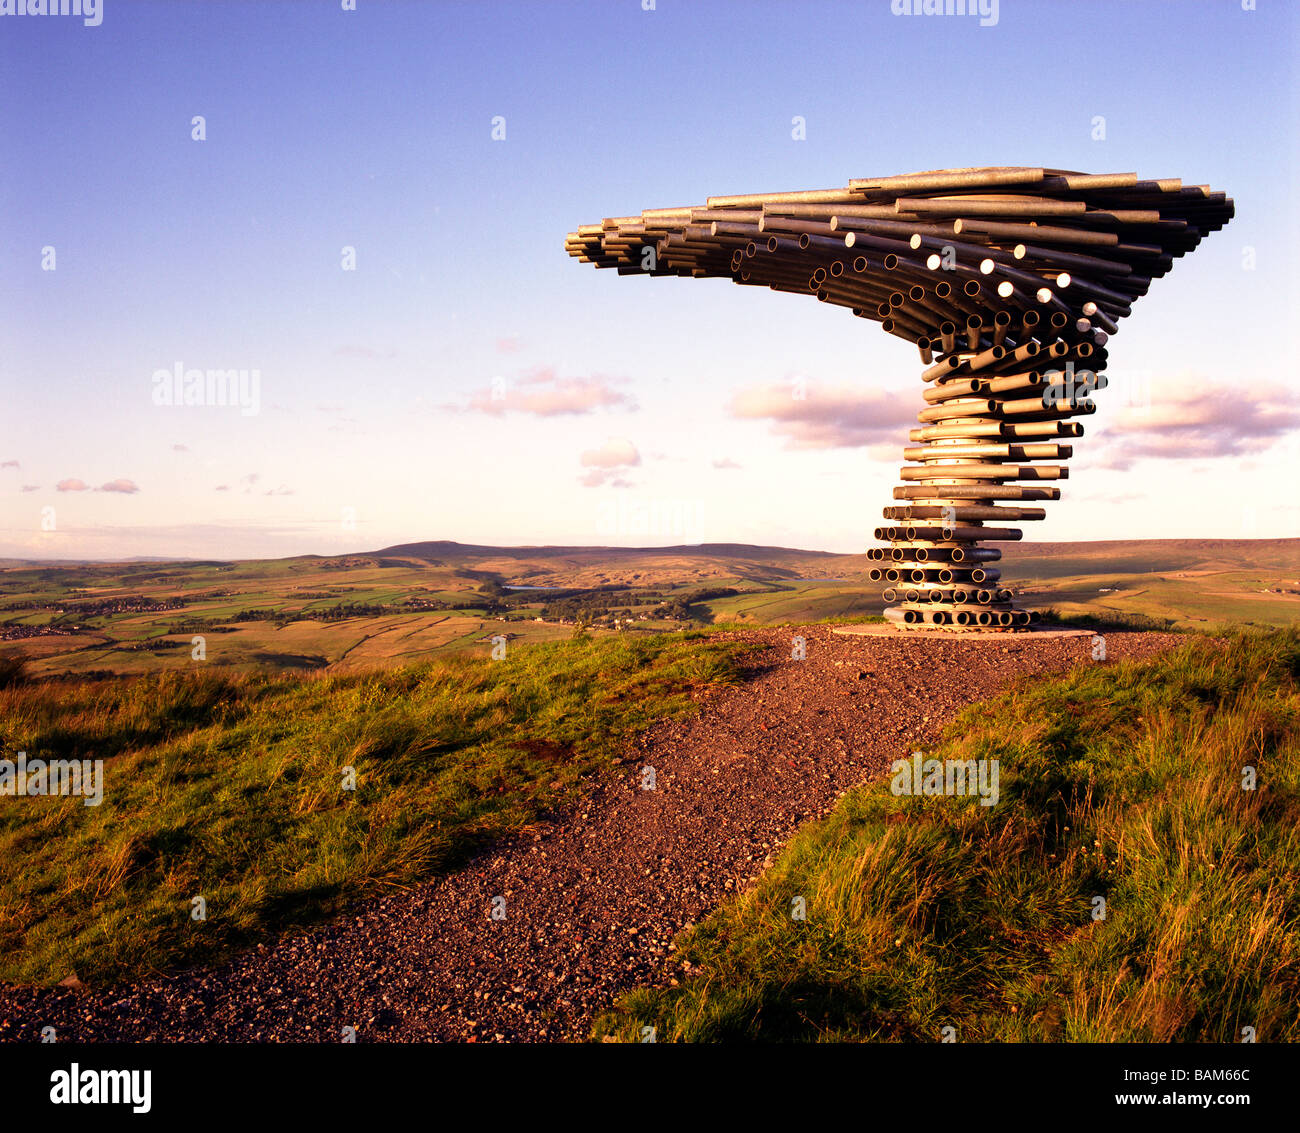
[0,626,1185,1043]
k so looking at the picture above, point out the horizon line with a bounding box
[3,534,1299,569]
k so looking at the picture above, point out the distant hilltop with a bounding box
[0,537,1296,570]
[370,540,842,562]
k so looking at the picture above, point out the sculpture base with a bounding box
[833,624,1094,641]
[883,604,1034,630]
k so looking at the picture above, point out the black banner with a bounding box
[1,1040,1287,1121]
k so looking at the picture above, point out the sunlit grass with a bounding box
[595,628,1300,1042]
[0,632,748,985]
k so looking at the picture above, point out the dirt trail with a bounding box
[0,627,1183,1043]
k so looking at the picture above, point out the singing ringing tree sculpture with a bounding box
[566,167,1233,631]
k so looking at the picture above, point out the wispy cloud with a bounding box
[454,368,635,417]
[100,478,141,494]
[1089,374,1300,470]
[579,437,640,487]
[712,457,742,470]
[728,382,913,450]
[56,478,89,492]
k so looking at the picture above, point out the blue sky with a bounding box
[2,0,1296,559]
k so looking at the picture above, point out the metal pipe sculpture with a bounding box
[566,167,1233,630]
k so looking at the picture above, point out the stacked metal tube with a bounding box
[567,166,1233,631]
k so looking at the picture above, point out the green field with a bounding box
[0,632,748,984]
[1003,540,1300,632]
[1,539,1294,680]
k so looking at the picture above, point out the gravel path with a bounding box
[0,627,1183,1043]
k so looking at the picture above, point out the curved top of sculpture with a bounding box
[564,166,1233,351]
[566,166,1234,634]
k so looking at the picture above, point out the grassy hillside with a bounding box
[595,629,1300,1042]
[2,540,1295,677]
[1005,539,1300,632]
[0,552,858,677]
[0,632,747,985]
